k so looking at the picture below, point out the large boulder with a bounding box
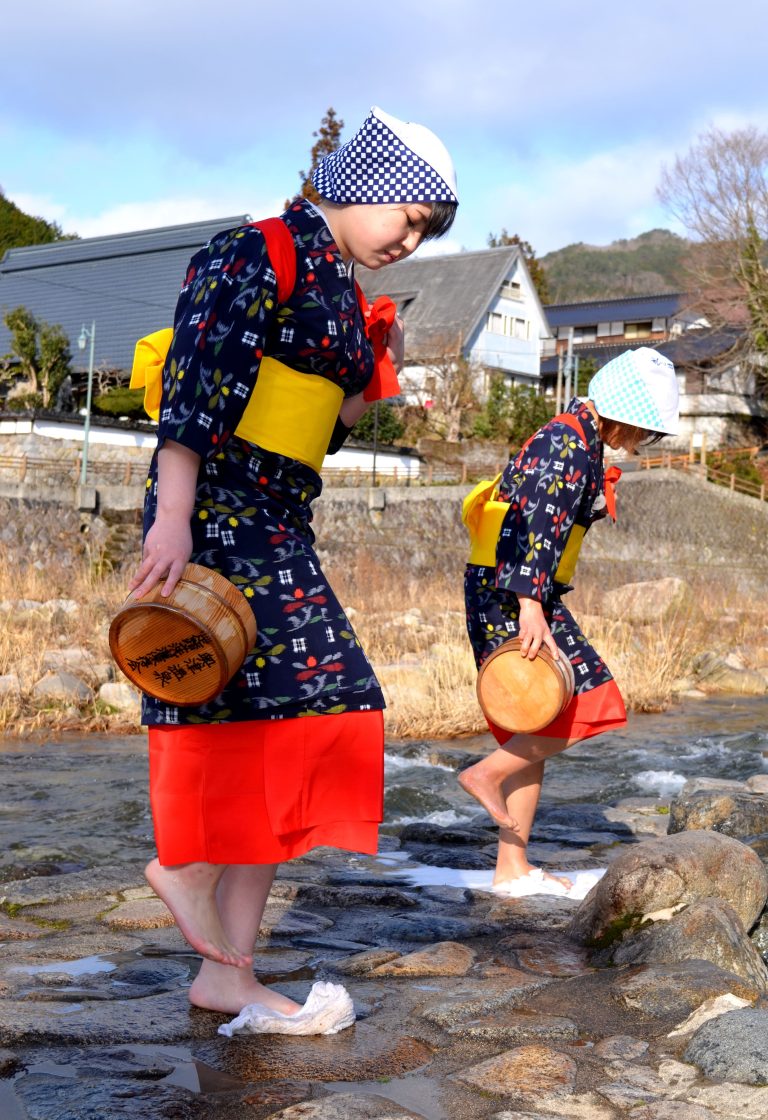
[600,577,692,625]
[691,652,768,695]
[606,898,768,990]
[668,779,768,841]
[684,1008,768,1085]
[569,831,768,948]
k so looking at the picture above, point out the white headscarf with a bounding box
[588,348,679,435]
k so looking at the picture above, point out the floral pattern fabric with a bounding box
[465,399,616,698]
[141,200,385,726]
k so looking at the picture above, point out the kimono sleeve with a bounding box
[156,226,279,459]
[495,423,590,602]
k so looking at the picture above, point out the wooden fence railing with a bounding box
[637,445,766,503]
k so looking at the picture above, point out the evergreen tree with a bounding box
[352,400,406,445]
[294,108,345,204]
[1,306,72,409]
[0,189,75,254]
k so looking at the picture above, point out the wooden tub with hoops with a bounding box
[109,563,257,706]
[476,637,575,734]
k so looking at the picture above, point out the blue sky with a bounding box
[2,0,767,257]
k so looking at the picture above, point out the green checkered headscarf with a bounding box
[587,347,679,435]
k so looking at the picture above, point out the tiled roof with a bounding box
[356,245,521,357]
[545,292,684,328]
[0,216,249,372]
[539,328,741,375]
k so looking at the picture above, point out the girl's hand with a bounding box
[385,314,405,374]
[128,513,193,600]
[517,596,559,661]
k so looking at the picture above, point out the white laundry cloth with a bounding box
[218,981,355,1038]
[380,861,606,901]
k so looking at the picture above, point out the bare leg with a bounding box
[145,858,251,968]
[188,863,302,1015]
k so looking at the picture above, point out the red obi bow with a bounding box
[604,465,622,520]
[355,286,402,402]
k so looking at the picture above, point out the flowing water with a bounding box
[0,696,766,883]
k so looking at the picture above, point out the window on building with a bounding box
[610,321,624,335]
[625,320,653,339]
[651,317,666,333]
[597,322,611,337]
[487,311,504,333]
[573,325,597,342]
[513,318,528,339]
[500,280,522,300]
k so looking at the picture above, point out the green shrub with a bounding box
[93,387,146,419]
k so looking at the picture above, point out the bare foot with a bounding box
[145,858,251,968]
[458,766,516,829]
[189,963,302,1015]
[492,864,572,891]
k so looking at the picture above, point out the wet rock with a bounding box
[266,1094,426,1119]
[593,1034,649,1060]
[612,960,761,1018]
[513,941,592,977]
[370,941,475,977]
[99,681,141,713]
[684,1008,768,1084]
[602,577,692,625]
[535,801,635,835]
[604,797,673,837]
[605,898,768,988]
[14,1072,198,1120]
[363,912,492,943]
[397,822,494,845]
[0,864,144,907]
[0,1046,21,1074]
[452,1043,577,1102]
[31,671,93,704]
[401,844,496,869]
[293,884,419,908]
[0,914,45,941]
[668,780,768,840]
[692,652,768,695]
[487,893,580,931]
[259,905,335,938]
[202,1022,434,1083]
[421,975,551,1029]
[330,949,403,976]
[569,831,768,947]
[453,1009,579,1044]
[102,897,175,930]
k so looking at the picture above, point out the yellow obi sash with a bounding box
[131,335,343,473]
[462,475,587,584]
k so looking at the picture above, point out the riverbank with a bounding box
[1,702,767,1119]
[1,548,767,739]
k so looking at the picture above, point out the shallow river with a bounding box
[1,696,766,883]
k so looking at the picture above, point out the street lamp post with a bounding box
[78,321,96,487]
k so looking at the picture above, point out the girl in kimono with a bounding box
[127,106,458,1030]
[460,348,679,896]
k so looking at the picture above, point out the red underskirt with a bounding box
[148,710,384,866]
[488,678,627,746]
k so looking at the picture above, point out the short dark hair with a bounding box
[422,200,458,241]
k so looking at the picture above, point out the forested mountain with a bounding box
[0,191,75,255]
[540,229,691,303]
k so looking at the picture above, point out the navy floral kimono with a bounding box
[142,199,385,725]
[464,399,626,739]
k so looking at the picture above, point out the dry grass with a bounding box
[1,550,765,739]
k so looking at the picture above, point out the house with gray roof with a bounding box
[357,245,549,403]
[0,216,248,375]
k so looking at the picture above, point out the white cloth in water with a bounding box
[218,981,355,1038]
[380,862,606,901]
[492,867,571,897]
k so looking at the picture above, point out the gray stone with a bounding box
[452,1009,579,1044]
[0,1046,21,1074]
[0,673,20,696]
[98,681,141,713]
[685,1083,768,1118]
[612,960,761,1018]
[452,1043,577,1102]
[668,782,768,840]
[593,1035,649,1060]
[692,652,768,695]
[684,1008,768,1085]
[421,976,550,1029]
[293,884,419,908]
[602,577,692,625]
[31,671,93,704]
[569,831,768,947]
[267,1095,426,1119]
[0,864,144,906]
[606,898,768,988]
[397,822,495,845]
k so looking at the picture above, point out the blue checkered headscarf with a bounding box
[312,106,458,206]
[587,348,679,435]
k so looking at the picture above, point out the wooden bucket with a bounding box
[477,637,575,734]
[109,563,257,706]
